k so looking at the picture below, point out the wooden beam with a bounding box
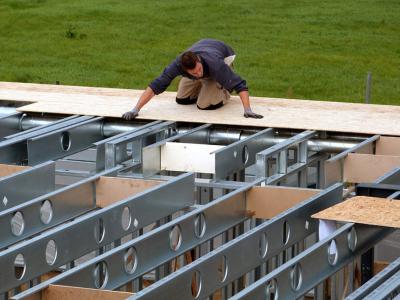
[0,164,30,178]
[42,285,133,300]
[343,153,400,183]
[312,196,400,228]
[246,186,320,219]
[376,136,400,156]
[95,176,162,208]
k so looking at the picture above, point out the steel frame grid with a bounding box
[0,111,397,300]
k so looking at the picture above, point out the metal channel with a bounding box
[230,223,394,300]
[4,115,83,141]
[94,120,164,171]
[132,183,343,300]
[346,257,400,299]
[0,112,23,139]
[362,271,400,300]
[1,173,194,293]
[213,128,274,180]
[104,121,176,169]
[27,117,104,165]
[256,130,317,185]
[0,161,55,212]
[12,178,263,298]
[0,116,93,164]
[327,134,380,162]
[0,166,120,249]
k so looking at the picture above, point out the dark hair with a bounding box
[181,51,199,70]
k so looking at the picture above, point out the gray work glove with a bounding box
[244,108,263,119]
[122,107,139,120]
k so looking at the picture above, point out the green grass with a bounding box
[0,0,399,104]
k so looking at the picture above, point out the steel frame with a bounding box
[0,110,397,300]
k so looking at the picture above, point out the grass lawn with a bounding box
[0,0,399,104]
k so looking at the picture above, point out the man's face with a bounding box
[187,61,203,79]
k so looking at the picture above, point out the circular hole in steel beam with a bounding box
[60,131,71,152]
[11,211,25,236]
[290,263,303,291]
[93,261,109,289]
[14,253,26,280]
[191,270,202,299]
[40,200,53,224]
[169,225,182,251]
[121,206,131,231]
[282,220,290,245]
[218,255,228,283]
[242,145,249,164]
[327,239,339,266]
[259,232,269,258]
[45,240,58,266]
[94,218,105,244]
[264,278,279,300]
[124,247,138,274]
[347,227,358,252]
[194,213,206,238]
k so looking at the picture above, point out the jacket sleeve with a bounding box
[149,60,181,95]
[214,63,248,94]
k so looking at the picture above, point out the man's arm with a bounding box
[238,90,263,119]
[122,59,182,120]
[215,63,263,119]
[122,87,155,120]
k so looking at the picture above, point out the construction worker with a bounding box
[122,39,263,120]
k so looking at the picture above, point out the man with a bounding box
[122,39,263,120]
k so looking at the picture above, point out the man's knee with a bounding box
[176,97,197,105]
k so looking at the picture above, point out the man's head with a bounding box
[181,51,203,78]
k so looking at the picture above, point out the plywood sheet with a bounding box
[42,284,133,300]
[246,186,320,219]
[95,176,162,208]
[312,196,400,228]
[160,142,223,173]
[0,82,399,136]
[0,164,30,178]
[343,153,400,183]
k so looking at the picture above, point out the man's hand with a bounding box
[244,108,263,119]
[122,108,139,120]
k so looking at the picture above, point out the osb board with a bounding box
[312,196,400,228]
[0,82,399,135]
[376,136,400,156]
[343,153,400,183]
[95,176,162,208]
[0,164,30,178]
[42,285,132,300]
[246,186,320,219]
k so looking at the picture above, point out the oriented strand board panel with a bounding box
[246,186,320,219]
[0,82,399,135]
[161,142,223,173]
[42,284,133,300]
[343,153,400,183]
[312,196,400,228]
[0,164,30,178]
[95,176,162,208]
